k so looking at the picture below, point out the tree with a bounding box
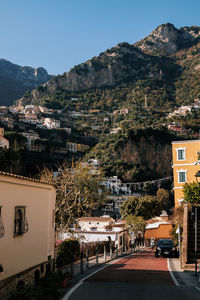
[120,195,162,220]
[125,215,146,238]
[170,205,184,245]
[156,188,170,209]
[39,162,108,228]
[183,182,200,204]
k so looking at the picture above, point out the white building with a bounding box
[110,127,121,134]
[44,118,60,129]
[57,216,126,245]
[105,176,131,195]
[0,128,9,149]
[0,171,56,299]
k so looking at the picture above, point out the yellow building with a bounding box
[0,171,56,298]
[172,140,200,207]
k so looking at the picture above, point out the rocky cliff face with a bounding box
[45,44,155,90]
[19,42,164,103]
[135,23,200,54]
[0,59,52,106]
[115,135,172,178]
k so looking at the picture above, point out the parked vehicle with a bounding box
[155,239,178,258]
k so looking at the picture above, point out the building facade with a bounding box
[57,216,127,249]
[0,172,56,299]
[172,140,200,207]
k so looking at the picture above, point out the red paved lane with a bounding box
[85,248,174,285]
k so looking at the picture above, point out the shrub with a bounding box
[183,182,200,204]
[56,239,80,267]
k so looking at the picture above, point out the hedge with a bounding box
[56,239,80,268]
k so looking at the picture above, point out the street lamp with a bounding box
[194,171,200,276]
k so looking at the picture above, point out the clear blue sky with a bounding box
[0,0,199,75]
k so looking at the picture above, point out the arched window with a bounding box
[14,207,28,236]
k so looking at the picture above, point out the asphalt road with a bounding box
[63,249,200,300]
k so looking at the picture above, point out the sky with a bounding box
[0,0,200,75]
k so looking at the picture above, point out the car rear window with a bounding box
[158,240,174,246]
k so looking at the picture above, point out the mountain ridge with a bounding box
[0,59,52,106]
[17,23,200,109]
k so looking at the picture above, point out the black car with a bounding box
[155,239,177,257]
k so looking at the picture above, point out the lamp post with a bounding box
[194,171,200,276]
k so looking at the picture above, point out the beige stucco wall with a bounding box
[0,174,56,282]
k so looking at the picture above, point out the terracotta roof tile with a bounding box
[78,217,114,222]
[0,171,52,185]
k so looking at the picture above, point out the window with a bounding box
[14,207,28,236]
[0,207,5,238]
[178,171,186,183]
[178,149,185,160]
[176,147,186,161]
[90,227,97,231]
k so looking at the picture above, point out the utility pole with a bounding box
[144,94,148,109]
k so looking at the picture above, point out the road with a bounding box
[63,248,200,300]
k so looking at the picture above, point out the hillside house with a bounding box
[0,128,9,149]
[113,108,128,115]
[110,127,121,134]
[168,123,187,135]
[24,114,38,124]
[21,131,40,151]
[0,171,56,299]
[44,118,60,129]
[104,176,131,195]
[0,117,14,129]
[63,127,72,134]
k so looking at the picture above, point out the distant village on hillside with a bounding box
[1,98,200,155]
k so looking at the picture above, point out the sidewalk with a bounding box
[169,257,200,287]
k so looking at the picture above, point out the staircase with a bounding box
[187,207,200,263]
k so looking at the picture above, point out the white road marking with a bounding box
[195,287,200,293]
[62,281,83,300]
[167,258,180,286]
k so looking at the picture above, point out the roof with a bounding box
[0,171,52,185]
[78,217,114,222]
[172,140,200,144]
[146,221,172,230]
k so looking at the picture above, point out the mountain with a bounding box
[135,23,200,55]
[0,59,52,106]
[18,23,200,110]
[11,23,200,182]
